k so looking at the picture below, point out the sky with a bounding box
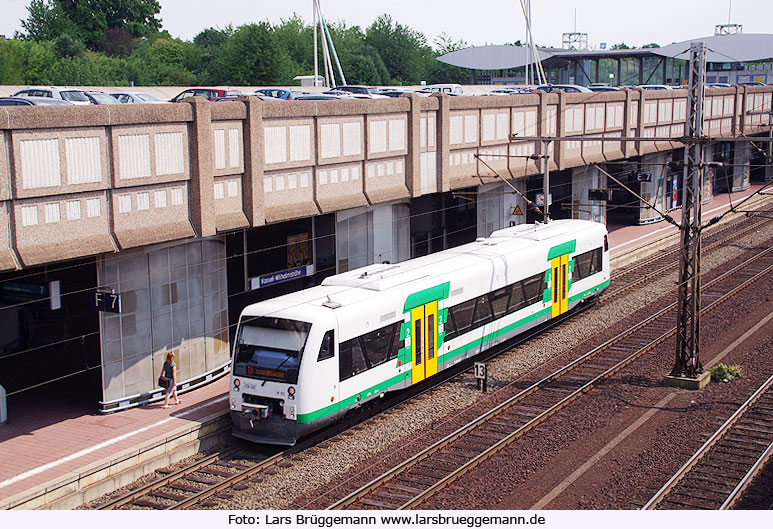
[1,0,772,50]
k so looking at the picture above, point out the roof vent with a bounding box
[322,295,342,309]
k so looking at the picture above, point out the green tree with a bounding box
[208,22,283,85]
[642,43,661,48]
[611,42,631,50]
[365,14,430,84]
[54,32,85,58]
[21,0,162,49]
[428,32,470,84]
[19,0,79,42]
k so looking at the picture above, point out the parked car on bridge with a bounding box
[536,84,592,93]
[170,88,242,102]
[0,96,74,106]
[12,86,91,105]
[417,83,464,95]
[254,88,312,100]
[588,85,621,92]
[330,85,388,98]
[637,84,674,90]
[84,92,123,105]
[110,92,165,104]
[214,94,281,102]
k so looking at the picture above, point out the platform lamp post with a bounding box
[666,42,711,390]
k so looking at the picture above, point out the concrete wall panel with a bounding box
[214,175,249,232]
[364,157,411,204]
[111,124,189,187]
[13,191,114,266]
[263,168,319,223]
[111,182,194,249]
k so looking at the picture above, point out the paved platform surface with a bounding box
[0,182,770,509]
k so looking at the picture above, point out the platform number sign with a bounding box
[93,290,121,313]
[474,362,488,393]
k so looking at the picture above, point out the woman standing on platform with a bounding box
[161,351,181,408]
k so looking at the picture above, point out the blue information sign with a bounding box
[250,265,314,290]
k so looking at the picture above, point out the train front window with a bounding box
[234,317,311,384]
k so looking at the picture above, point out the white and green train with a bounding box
[230,219,610,445]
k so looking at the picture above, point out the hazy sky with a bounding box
[1,0,772,50]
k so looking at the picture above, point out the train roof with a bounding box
[240,219,605,322]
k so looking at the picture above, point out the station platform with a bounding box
[0,183,770,510]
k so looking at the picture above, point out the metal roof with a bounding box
[651,33,773,62]
[437,45,555,70]
[437,33,773,70]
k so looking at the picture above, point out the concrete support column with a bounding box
[639,153,667,224]
[556,91,567,171]
[435,93,451,193]
[404,93,422,197]
[239,95,266,227]
[187,97,216,237]
[571,165,607,224]
[0,383,6,424]
[732,141,751,192]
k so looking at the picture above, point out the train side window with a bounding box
[449,298,476,338]
[339,341,352,381]
[522,273,544,304]
[490,285,511,318]
[604,235,609,252]
[317,330,334,361]
[338,338,368,380]
[509,281,527,313]
[361,323,396,368]
[472,294,493,328]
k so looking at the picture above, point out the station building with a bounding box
[0,84,771,417]
[438,31,773,87]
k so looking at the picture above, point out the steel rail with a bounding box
[720,437,773,510]
[328,246,773,510]
[97,449,237,509]
[642,372,773,510]
[402,256,773,510]
[606,215,772,300]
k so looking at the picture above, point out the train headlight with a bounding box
[233,378,240,392]
[288,386,295,400]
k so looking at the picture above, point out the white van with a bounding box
[418,84,464,95]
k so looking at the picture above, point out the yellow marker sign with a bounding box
[512,205,523,216]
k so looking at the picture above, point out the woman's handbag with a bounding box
[158,375,170,388]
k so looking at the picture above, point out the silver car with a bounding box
[110,92,166,104]
[12,86,91,105]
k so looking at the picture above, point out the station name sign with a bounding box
[250,264,314,290]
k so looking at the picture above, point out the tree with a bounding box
[54,32,85,58]
[208,23,283,85]
[100,27,136,57]
[21,0,162,49]
[611,42,631,50]
[642,43,661,48]
[19,0,79,42]
[365,14,430,84]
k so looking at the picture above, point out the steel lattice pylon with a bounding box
[672,42,707,378]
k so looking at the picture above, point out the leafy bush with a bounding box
[709,364,744,383]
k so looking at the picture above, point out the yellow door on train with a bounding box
[551,254,569,318]
[411,306,426,383]
[411,301,438,384]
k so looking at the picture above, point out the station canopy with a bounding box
[437,33,773,70]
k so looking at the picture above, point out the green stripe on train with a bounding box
[403,282,451,312]
[298,278,609,424]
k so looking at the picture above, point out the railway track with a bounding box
[96,213,773,511]
[96,447,283,510]
[606,214,772,301]
[325,244,773,510]
[642,372,773,510]
[95,304,590,511]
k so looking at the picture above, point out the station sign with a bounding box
[250,264,315,290]
[93,290,121,313]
